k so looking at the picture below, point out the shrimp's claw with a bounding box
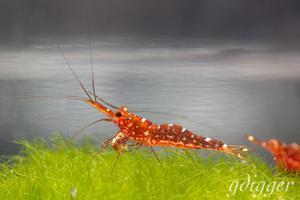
[221,144,249,159]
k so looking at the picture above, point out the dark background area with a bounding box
[1,0,300,44]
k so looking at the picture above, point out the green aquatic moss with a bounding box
[0,136,299,200]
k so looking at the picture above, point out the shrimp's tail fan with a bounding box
[221,144,249,159]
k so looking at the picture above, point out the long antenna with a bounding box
[56,43,93,101]
[15,95,88,102]
[89,39,96,102]
[87,0,97,102]
[70,118,111,139]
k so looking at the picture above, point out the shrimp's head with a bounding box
[112,106,132,126]
[247,135,283,156]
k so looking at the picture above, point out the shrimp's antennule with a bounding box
[88,91,119,109]
[246,135,264,146]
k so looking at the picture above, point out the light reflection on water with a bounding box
[0,36,300,160]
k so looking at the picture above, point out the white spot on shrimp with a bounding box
[167,135,174,139]
[144,131,149,136]
[168,124,173,127]
[151,139,157,144]
[182,128,186,132]
[243,148,248,152]
[193,140,197,143]
[106,108,111,112]
[141,118,146,122]
[191,135,195,138]
[205,137,212,142]
[123,107,128,111]
[222,144,227,148]
[247,135,255,141]
[157,125,160,129]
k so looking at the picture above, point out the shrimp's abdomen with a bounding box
[124,119,247,158]
[145,123,224,150]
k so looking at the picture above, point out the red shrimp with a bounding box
[247,135,300,172]
[35,43,248,162]
[66,70,248,159]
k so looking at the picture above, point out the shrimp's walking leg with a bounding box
[93,132,127,161]
[183,149,194,161]
[90,137,114,161]
[110,132,129,172]
[100,137,114,152]
[112,152,121,173]
[127,142,143,151]
[150,147,162,165]
[99,131,129,152]
[111,132,128,152]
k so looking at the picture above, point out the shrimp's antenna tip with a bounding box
[55,41,93,102]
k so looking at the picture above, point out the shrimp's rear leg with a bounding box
[183,149,194,161]
[150,147,163,165]
[127,142,143,151]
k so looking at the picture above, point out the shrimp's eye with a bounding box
[115,112,122,117]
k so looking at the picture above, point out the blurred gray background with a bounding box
[0,1,300,162]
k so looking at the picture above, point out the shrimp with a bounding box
[247,135,300,172]
[36,41,248,165]
[59,57,248,160]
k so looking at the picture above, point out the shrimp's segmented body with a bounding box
[247,135,300,172]
[118,113,223,150]
[90,103,248,158]
[52,44,248,160]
